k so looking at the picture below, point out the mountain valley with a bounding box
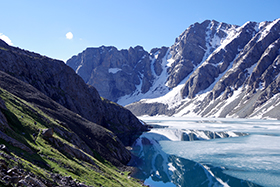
[1,17,280,186]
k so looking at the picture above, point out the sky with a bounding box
[1,0,280,62]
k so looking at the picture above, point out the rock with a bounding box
[0,159,8,170]
[9,176,20,185]
[41,128,54,138]
[2,175,11,184]
[7,167,18,176]
[18,179,29,187]
[78,183,88,187]
[0,97,7,110]
[67,45,152,102]
[0,144,9,153]
[25,175,47,187]
[101,98,149,146]
[0,99,10,131]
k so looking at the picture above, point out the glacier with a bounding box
[130,117,280,187]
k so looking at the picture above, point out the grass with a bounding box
[0,88,142,186]
[0,47,8,51]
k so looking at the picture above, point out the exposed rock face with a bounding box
[67,20,239,103]
[0,158,94,187]
[0,40,148,146]
[166,20,230,89]
[124,19,280,119]
[179,21,256,98]
[67,46,153,102]
[0,70,131,166]
[0,99,33,154]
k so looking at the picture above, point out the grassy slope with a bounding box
[0,87,142,187]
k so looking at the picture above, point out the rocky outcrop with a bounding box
[0,99,33,154]
[0,156,93,187]
[0,131,33,154]
[0,73,146,186]
[166,20,232,89]
[0,70,131,166]
[0,40,148,146]
[101,98,149,145]
[41,128,98,166]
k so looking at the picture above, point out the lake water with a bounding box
[130,117,280,187]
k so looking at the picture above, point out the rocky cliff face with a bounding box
[67,46,155,102]
[67,18,280,119]
[0,39,148,146]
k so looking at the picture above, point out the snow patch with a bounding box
[250,93,280,118]
[202,165,230,187]
[168,163,176,172]
[108,68,122,74]
[76,64,83,74]
[215,87,243,117]
[117,48,171,106]
[166,50,176,67]
[257,18,280,42]
[257,21,267,31]
[174,92,209,117]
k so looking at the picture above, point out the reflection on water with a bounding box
[129,133,261,187]
[129,117,280,187]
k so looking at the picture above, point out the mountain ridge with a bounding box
[67,18,280,119]
[0,40,148,146]
[0,75,144,186]
[0,39,149,186]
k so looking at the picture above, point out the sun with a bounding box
[66,32,73,40]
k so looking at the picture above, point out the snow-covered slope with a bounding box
[67,18,280,120]
[126,18,280,119]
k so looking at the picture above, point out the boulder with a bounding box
[0,144,9,153]
[41,128,54,138]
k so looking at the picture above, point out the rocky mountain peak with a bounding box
[67,45,154,102]
[67,18,280,120]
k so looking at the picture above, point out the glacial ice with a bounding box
[136,117,280,187]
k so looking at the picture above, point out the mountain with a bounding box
[0,39,148,146]
[0,40,148,186]
[66,45,160,102]
[67,18,280,119]
[0,73,144,186]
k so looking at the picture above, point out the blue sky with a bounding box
[1,0,280,61]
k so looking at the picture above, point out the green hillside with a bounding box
[0,87,143,186]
